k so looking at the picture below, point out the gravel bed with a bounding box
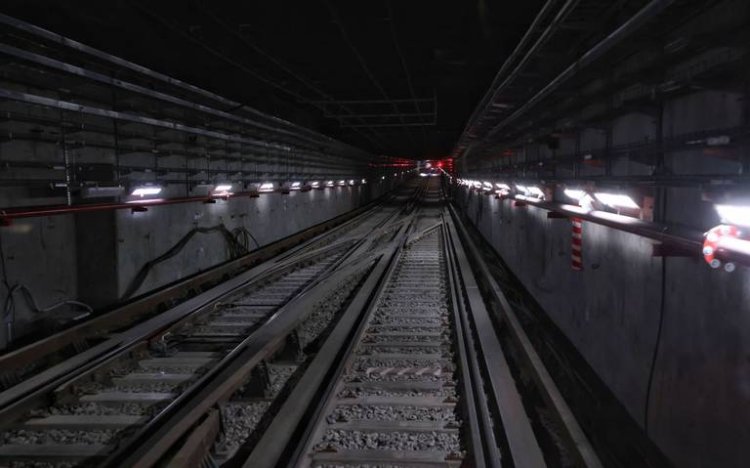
[217,401,271,454]
[314,464,414,468]
[373,308,447,317]
[0,429,117,445]
[313,429,460,452]
[358,346,450,356]
[110,382,182,393]
[328,404,457,424]
[354,358,451,370]
[365,326,443,334]
[43,402,153,416]
[9,462,75,468]
[377,301,446,308]
[370,317,444,327]
[190,324,249,335]
[347,373,448,383]
[339,387,457,399]
[297,272,365,348]
[364,335,448,344]
[267,365,297,397]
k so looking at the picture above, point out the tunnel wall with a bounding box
[0,181,392,351]
[456,93,750,468]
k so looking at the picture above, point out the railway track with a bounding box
[0,182,427,467]
[294,219,465,467]
[0,178,603,468]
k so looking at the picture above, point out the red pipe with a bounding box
[0,193,248,224]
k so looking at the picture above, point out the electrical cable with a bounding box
[643,187,668,434]
[121,224,258,300]
[0,232,94,344]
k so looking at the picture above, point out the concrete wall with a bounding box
[457,90,750,468]
[0,181,392,350]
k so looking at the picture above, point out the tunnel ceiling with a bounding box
[0,0,544,159]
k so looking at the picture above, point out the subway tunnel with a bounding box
[0,1,745,467]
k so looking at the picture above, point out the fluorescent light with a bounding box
[290,181,301,190]
[717,235,750,256]
[259,182,274,192]
[496,183,510,191]
[325,180,335,187]
[564,189,587,200]
[311,181,320,188]
[419,173,428,177]
[715,205,750,227]
[595,192,639,209]
[527,186,545,199]
[214,184,232,192]
[361,178,366,184]
[348,179,355,185]
[515,185,530,195]
[126,198,164,204]
[482,182,493,190]
[338,180,346,186]
[131,186,162,197]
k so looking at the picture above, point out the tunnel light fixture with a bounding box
[482,181,493,191]
[496,183,511,191]
[311,181,321,189]
[131,186,162,197]
[348,179,355,186]
[595,192,639,209]
[325,180,335,188]
[337,180,346,186]
[290,181,302,190]
[258,182,274,193]
[214,184,232,193]
[516,185,544,200]
[715,204,750,227]
[564,189,587,201]
[361,178,367,184]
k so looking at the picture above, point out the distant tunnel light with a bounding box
[214,184,232,192]
[715,204,750,227]
[496,183,511,191]
[482,181,493,191]
[259,182,275,193]
[131,186,162,197]
[325,180,335,187]
[348,179,355,186]
[290,181,301,190]
[595,192,639,209]
[338,180,346,186]
[311,181,321,188]
[361,178,367,184]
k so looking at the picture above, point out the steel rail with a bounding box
[0,197,389,395]
[241,218,414,468]
[448,203,603,467]
[444,211,546,467]
[112,184,427,467]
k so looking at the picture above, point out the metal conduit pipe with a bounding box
[0,88,309,153]
[486,0,676,139]
[0,43,356,154]
[457,0,563,145]
[0,13,357,152]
